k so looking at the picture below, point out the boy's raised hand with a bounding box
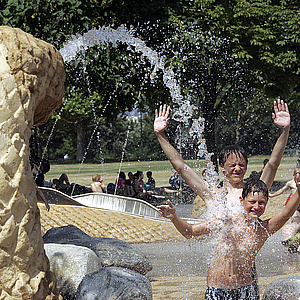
[154,104,170,133]
[157,200,176,219]
[272,99,290,129]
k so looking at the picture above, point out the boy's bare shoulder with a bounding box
[257,218,273,234]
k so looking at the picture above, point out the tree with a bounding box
[2,0,299,164]
[218,91,271,144]
[154,1,300,165]
[0,0,188,161]
[192,0,300,96]
[156,26,258,165]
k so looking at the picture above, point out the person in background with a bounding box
[246,159,269,182]
[116,171,126,190]
[270,166,300,252]
[133,171,146,198]
[123,179,136,198]
[115,171,126,194]
[269,166,300,199]
[52,173,71,194]
[145,171,155,191]
[35,183,50,211]
[128,172,134,184]
[91,174,106,193]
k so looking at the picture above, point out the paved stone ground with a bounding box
[150,274,300,299]
[38,203,184,243]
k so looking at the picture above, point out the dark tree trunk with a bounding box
[201,77,219,170]
[203,106,218,169]
[76,118,86,161]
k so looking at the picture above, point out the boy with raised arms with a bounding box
[153,100,290,298]
[154,100,290,210]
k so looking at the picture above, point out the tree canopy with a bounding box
[1,0,299,164]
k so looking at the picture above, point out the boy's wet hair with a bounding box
[219,145,248,166]
[242,178,269,200]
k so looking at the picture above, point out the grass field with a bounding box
[44,155,299,188]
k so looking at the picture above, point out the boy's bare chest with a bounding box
[217,221,267,257]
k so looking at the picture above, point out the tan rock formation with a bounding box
[0,26,65,299]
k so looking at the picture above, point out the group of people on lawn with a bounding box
[91,170,180,202]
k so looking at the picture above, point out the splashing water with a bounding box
[59,24,245,225]
[60,25,200,124]
[59,24,225,206]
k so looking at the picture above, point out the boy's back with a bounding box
[91,181,104,193]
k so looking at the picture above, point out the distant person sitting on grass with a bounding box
[123,179,136,198]
[158,178,300,299]
[133,170,150,200]
[145,171,155,191]
[115,171,126,194]
[91,174,106,193]
[53,173,71,194]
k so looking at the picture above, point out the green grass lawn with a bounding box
[44,155,298,188]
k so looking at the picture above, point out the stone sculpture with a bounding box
[0,26,65,299]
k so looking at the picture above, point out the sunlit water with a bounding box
[135,204,300,278]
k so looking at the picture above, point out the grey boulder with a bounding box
[45,243,101,299]
[43,225,152,275]
[75,267,152,300]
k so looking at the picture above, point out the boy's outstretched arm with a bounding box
[35,184,50,211]
[260,99,290,189]
[269,180,293,198]
[154,105,212,203]
[268,180,300,235]
[157,200,214,238]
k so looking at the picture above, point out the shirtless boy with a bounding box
[154,100,290,209]
[158,178,300,299]
[154,100,290,297]
[91,174,106,193]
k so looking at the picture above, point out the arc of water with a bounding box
[35,102,66,179]
[60,25,184,105]
[59,25,221,206]
[114,129,130,195]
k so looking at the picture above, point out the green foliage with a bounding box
[40,112,165,162]
[0,0,99,48]
[0,0,189,48]
[2,0,299,163]
[192,0,300,96]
